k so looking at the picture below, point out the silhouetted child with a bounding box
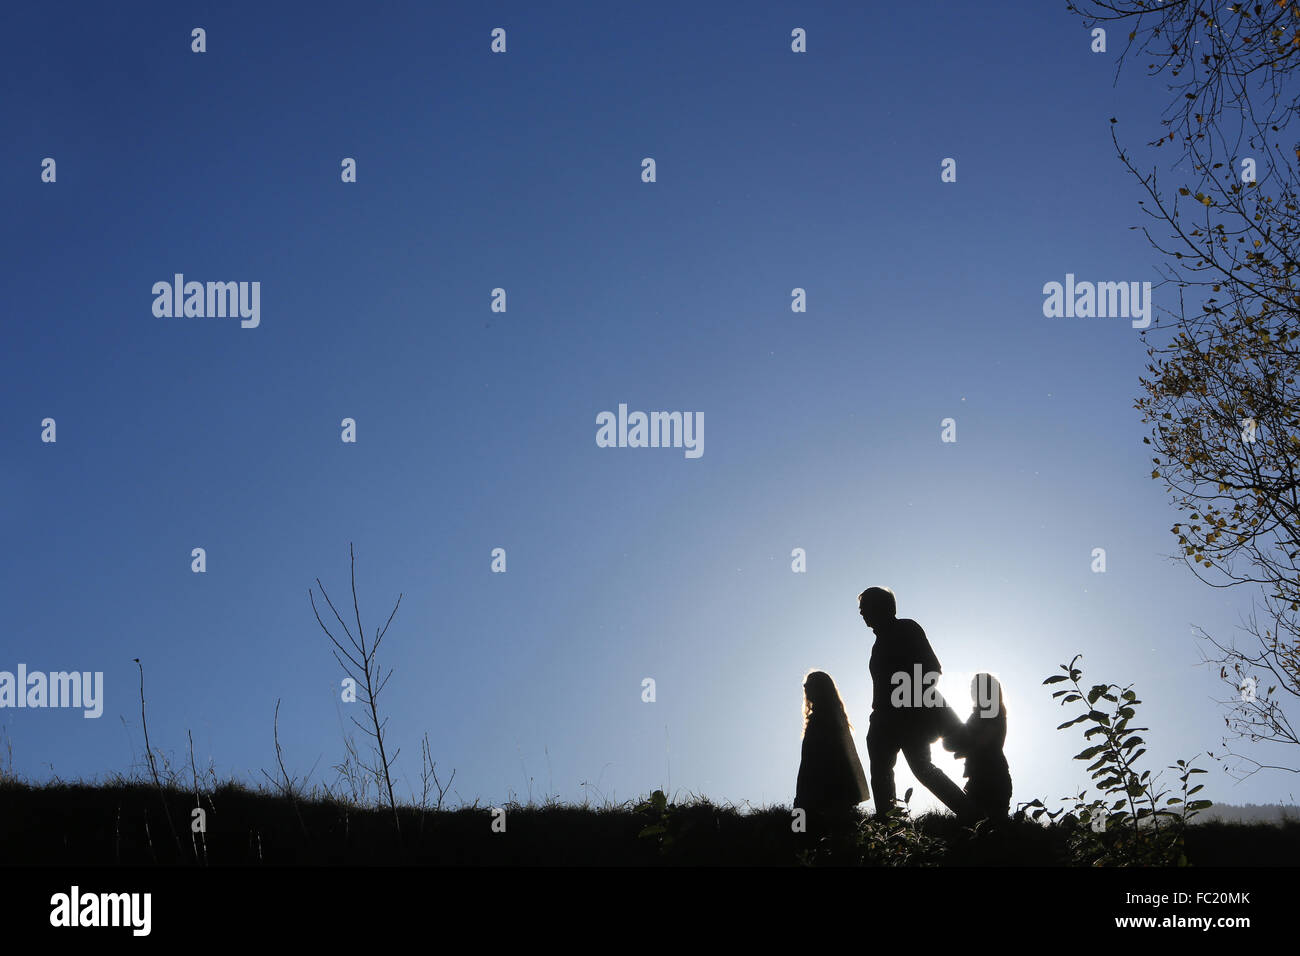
[794,670,870,823]
[946,673,1012,824]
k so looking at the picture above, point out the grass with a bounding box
[3,775,1297,866]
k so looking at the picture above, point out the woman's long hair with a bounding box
[802,670,854,735]
[972,672,1006,718]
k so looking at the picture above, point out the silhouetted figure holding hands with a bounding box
[794,670,870,824]
[946,672,1012,823]
[859,586,970,818]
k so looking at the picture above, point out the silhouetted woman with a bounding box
[794,670,870,819]
[951,673,1012,823]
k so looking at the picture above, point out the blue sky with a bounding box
[2,1,1294,814]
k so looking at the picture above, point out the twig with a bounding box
[134,659,182,859]
[310,543,404,835]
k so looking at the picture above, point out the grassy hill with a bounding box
[3,777,1297,866]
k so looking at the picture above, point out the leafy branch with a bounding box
[1024,655,1211,865]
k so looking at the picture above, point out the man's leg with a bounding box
[902,739,971,817]
[866,718,901,817]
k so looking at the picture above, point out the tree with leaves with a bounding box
[1067,0,1300,777]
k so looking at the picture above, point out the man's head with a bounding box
[858,586,896,629]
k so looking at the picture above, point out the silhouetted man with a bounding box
[859,586,970,818]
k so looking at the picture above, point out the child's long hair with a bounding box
[802,670,854,735]
[971,672,1006,718]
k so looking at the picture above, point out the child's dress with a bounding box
[959,707,1012,820]
[794,715,870,813]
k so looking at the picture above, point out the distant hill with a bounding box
[1196,803,1300,825]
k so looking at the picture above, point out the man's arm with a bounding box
[911,621,942,676]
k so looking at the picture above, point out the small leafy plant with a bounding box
[1023,654,1211,866]
[852,789,947,866]
[635,789,675,853]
